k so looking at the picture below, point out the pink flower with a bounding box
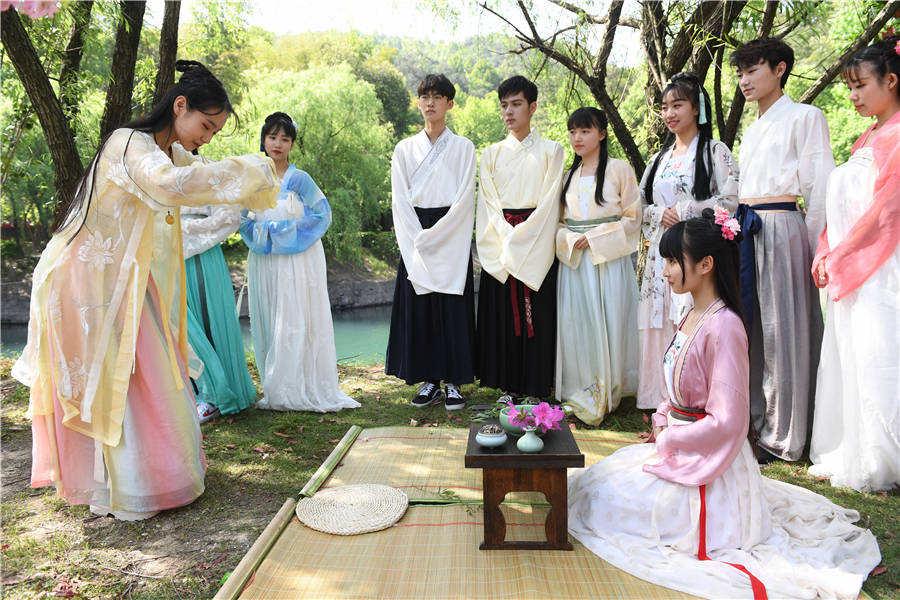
[531,402,564,433]
[713,205,730,225]
[720,217,740,240]
[507,401,534,428]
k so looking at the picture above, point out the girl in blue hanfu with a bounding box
[181,202,257,423]
[567,209,881,599]
[555,107,640,425]
[240,112,359,412]
[636,71,739,410]
[12,61,280,520]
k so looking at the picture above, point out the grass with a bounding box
[1,355,898,599]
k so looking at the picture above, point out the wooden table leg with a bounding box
[478,467,573,551]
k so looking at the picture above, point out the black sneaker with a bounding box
[444,384,465,411]
[411,382,443,407]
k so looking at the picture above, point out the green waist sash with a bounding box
[566,216,620,233]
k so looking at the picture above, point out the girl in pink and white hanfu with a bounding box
[568,209,881,599]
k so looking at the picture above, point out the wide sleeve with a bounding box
[679,141,740,220]
[181,205,241,259]
[795,108,836,253]
[407,140,477,295]
[391,143,423,279]
[640,152,667,245]
[501,142,565,290]
[105,129,278,212]
[643,315,750,486]
[476,146,515,284]
[239,170,332,255]
[584,160,641,263]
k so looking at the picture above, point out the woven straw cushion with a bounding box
[295,484,408,535]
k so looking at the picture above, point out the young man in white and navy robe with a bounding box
[730,38,834,463]
[385,74,477,410]
[475,75,565,402]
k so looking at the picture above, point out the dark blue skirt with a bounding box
[385,206,476,385]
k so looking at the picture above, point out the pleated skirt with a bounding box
[30,277,206,513]
[556,254,639,424]
[476,258,558,398]
[185,245,257,414]
[385,206,476,385]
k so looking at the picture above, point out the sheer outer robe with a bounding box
[181,204,241,260]
[737,94,835,252]
[648,302,749,486]
[391,128,476,295]
[476,131,565,291]
[556,158,641,269]
[12,129,278,446]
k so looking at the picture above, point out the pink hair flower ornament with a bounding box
[713,205,740,240]
[0,0,60,18]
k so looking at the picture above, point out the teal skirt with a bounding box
[185,245,257,414]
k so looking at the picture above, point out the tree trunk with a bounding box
[99,0,147,138]
[1,9,83,207]
[153,0,181,106]
[59,0,94,120]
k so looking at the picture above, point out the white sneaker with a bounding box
[197,402,219,424]
[444,384,465,411]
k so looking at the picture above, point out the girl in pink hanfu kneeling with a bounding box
[567,208,881,599]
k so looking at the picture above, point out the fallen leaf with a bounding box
[272,432,291,439]
[642,413,649,424]
[637,432,650,439]
[870,565,887,577]
[287,440,300,445]
[376,396,381,400]
[878,490,888,498]
[225,444,236,449]
[422,424,432,428]
[328,439,340,443]
[1,545,8,551]
[299,426,305,434]
[793,467,803,475]
[884,530,896,539]
[253,446,275,454]
[207,421,220,426]
[888,579,900,588]
[815,476,829,482]
[226,418,234,424]
[569,423,576,430]
[211,552,228,567]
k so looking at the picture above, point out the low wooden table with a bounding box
[464,421,584,550]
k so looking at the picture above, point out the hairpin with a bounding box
[713,205,740,240]
[894,39,900,57]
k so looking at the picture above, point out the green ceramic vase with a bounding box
[516,426,544,453]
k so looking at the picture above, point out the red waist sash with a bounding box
[504,208,535,338]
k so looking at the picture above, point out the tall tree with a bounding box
[1,8,83,207]
[153,0,181,104]
[99,0,146,137]
[59,0,94,121]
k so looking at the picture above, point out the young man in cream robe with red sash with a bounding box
[730,38,834,463]
[475,75,565,401]
[385,74,477,410]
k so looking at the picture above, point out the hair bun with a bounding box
[670,71,700,84]
[700,207,716,221]
[175,60,205,73]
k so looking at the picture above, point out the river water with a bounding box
[1,304,392,365]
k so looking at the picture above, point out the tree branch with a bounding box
[99,0,146,137]
[153,0,180,105]
[591,1,623,77]
[545,0,640,28]
[59,0,93,120]
[1,8,83,205]
[798,0,900,104]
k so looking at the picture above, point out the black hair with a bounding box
[643,72,715,204]
[498,75,538,103]
[417,73,456,100]
[843,34,900,99]
[54,60,234,237]
[560,107,608,206]
[260,112,297,153]
[659,207,745,326]
[729,37,794,89]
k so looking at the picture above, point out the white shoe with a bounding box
[196,402,219,424]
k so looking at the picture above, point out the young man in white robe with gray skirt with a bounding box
[385,74,477,410]
[730,38,835,463]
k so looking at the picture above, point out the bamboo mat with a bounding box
[237,503,702,600]
[322,425,639,502]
